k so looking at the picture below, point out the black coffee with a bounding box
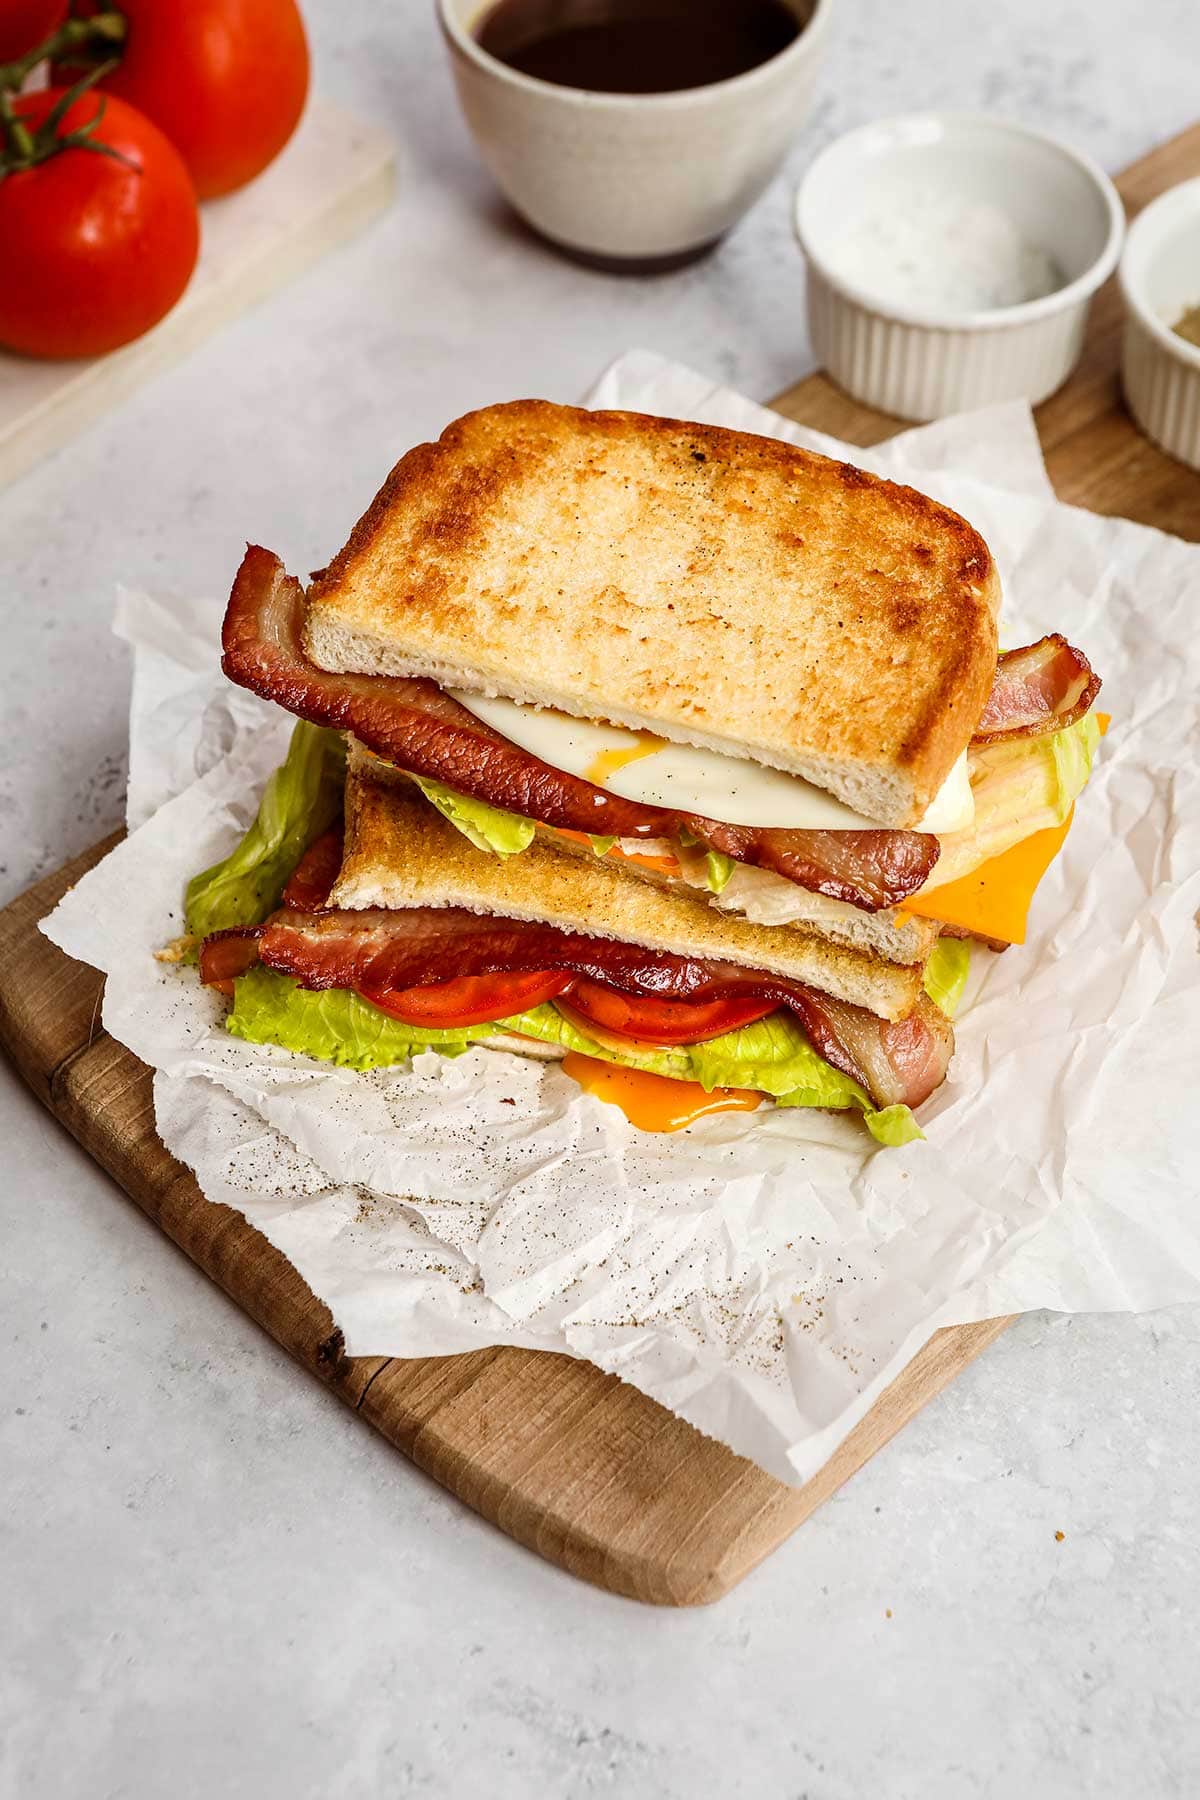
[473,0,803,96]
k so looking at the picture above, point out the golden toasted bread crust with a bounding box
[331,770,925,1022]
[305,401,1000,828]
[346,738,940,966]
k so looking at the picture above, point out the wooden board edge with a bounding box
[0,833,121,1104]
[390,1314,1014,1606]
[1,857,1014,1606]
[768,117,1200,543]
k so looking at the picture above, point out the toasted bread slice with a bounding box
[305,401,1000,828]
[538,816,940,966]
[346,737,940,967]
[331,769,927,1022]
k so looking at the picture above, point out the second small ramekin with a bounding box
[794,113,1125,421]
[1120,177,1200,472]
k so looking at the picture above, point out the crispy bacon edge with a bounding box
[973,634,1101,745]
[202,905,954,1111]
[220,547,940,912]
[199,927,262,990]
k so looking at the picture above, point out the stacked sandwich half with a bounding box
[192,402,1101,1142]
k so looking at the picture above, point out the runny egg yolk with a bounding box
[584,733,668,788]
[561,1053,762,1132]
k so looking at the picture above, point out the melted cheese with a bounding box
[902,715,1108,944]
[561,1054,762,1132]
[901,812,1074,944]
[452,691,974,833]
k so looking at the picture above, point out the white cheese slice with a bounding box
[450,692,974,833]
[915,750,973,832]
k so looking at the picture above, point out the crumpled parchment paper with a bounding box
[43,350,1200,1484]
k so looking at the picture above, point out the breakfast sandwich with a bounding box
[221,401,1100,970]
[197,764,959,1143]
[193,400,1103,1140]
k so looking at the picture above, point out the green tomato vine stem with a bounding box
[0,58,136,180]
[0,9,127,96]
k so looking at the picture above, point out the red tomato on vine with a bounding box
[0,85,199,358]
[0,0,66,62]
[57,0,310,198]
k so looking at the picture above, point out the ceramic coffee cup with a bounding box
[437,0,835,271]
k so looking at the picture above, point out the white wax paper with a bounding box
[43,350,1200,1485]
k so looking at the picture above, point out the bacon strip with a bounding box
[242,905,953,1109]
[698,819,937,912]
[280,825,343,910]
[973,634,1100,745]
[199,927,262,987]
[222,547,940,912]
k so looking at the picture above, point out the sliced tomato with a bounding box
[564,979,776,1046]
[281,826,343,910]
[359,970,574,1029]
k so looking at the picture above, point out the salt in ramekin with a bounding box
[794,113,1125,422]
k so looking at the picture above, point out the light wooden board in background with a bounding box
[0,98,396,491]
[1,121,1197,1607]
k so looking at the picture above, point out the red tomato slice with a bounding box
[281,827,343,910]
[564,979,777,1046]
[359,970,574,1029]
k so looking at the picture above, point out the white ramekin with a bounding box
[438,0,835,269]
[794,113,1125,422]
[1119,177,1200,472]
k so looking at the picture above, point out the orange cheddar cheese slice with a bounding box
[900,813,1074,945]
[902,714,1108,945]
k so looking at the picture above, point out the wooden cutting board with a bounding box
[2,121,1197,1609]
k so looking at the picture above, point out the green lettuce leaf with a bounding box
[499,1002,884,1119]
[411,776,536,857]
[931,711,1101,889]
[186,724,345,940]
[687,1010,868,1102]
[858,1104,925,1148]
[227,965,488,1067]
[704,849,736,893]
[922,937,970,1019]
[404,776,617,862]
[227,970,920,1144]
[689,1013,922,1144]
[1049,711,1100,822]
[206,736,927,1145]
